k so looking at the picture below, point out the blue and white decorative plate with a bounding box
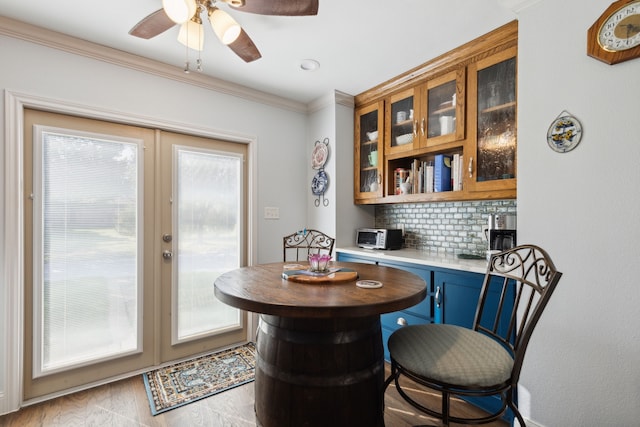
[311,170,328,196]
[547,112,583,153]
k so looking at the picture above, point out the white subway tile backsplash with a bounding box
[375,200,517,255]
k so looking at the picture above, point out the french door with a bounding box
[23,109,247,400]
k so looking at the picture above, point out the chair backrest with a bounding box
[283,229,335,262]
[473,244,562,385]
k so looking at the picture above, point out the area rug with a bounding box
[143,342,256,415]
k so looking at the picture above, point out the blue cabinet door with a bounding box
[434,268,514,337]
[433,269,483,327]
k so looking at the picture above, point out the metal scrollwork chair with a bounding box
[384,244,562,426]
[283,229,335,262]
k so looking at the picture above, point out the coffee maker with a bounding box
[487,214,517,251]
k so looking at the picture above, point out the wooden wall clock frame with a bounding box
[587,0,640,64]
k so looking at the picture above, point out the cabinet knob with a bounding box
[397,317,408,326]
[420,118,425,137]
[468,157,474,178]
[435,286,442,308]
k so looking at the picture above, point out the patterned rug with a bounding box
[142,342,256,415]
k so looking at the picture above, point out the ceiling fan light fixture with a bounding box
[209,7,242,45]
[163,0,198,24]
[178,19,204,51]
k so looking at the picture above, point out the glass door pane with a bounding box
[33,126,142,377]
[427,80,456,138]
[173,147,242,342]
[357,107,381,195]
[389,90,415,151]
[476,57,517,182]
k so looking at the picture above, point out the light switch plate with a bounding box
[264,207,280,219]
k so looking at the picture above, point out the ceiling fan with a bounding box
[129,0,319,64]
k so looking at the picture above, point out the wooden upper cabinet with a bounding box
[386,68,466,155]
[354,20,518,205]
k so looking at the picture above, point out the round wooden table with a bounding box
[214,261,426,427]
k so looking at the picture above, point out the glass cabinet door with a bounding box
[422,68,465,147]
[355,101,383,199]
[467,47,517,192]
[386,88,416,154]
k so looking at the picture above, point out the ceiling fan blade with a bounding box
[129,9,176,39]
[230,0,319,16]
[228,29,262,62]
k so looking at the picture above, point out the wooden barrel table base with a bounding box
[255,314,385,427]
[213,262,427,427]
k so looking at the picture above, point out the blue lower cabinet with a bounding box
[336,253,377,265]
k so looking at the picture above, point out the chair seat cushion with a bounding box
[388,324,513,388]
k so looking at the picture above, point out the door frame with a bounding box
[2,90,259,409]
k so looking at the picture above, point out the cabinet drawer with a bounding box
[381,310,430,331]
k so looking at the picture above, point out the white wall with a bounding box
[306,94,336,235]
[517,0,640,425]
[334,97,376,248]
[306,91,374,250]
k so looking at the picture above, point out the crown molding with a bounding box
[307,90,354,114]
[335,91,355,109]
[0,15,309,113]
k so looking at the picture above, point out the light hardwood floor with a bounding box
[0,364,508,427]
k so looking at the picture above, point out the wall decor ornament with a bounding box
[311,138,330,206]
[547,111,583,153]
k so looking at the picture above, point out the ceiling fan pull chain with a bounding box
[197,14,203,72]
[184,22,191,73]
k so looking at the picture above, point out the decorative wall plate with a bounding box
[311,170,328,195]
[547,111,583,153]
[311,139,329,169]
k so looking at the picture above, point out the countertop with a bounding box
[336,246,488,275]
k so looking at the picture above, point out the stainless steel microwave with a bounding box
[356,228,403,250]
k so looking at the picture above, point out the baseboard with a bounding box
[523,418,546,427]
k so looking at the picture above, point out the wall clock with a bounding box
[588,0,640,64]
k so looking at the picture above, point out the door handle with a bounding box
[162,250,173,260]
[435,286,442,308]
